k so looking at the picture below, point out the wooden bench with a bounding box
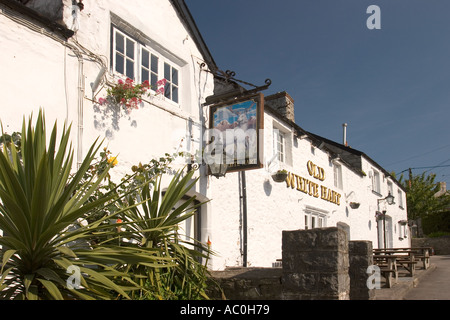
[373,255,398,288]
[373,250,418,276]
[374,247,432,270]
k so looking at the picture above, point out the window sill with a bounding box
[372,190,382,197]
[141,96,195,123]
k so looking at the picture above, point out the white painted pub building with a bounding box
[0,0,408,271]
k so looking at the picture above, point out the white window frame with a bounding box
[140,47,159,89]
[304,206,328,230]
[273,128,285,163]
[398,189,404,209]
[112,28,137,80]
[372,169,381,194]
[111,26,181,105]
[163,62,179,104]
[333,163,343,189]
[387,181,393,196]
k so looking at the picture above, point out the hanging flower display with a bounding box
[349,202,360,209]
[97,78,166,113]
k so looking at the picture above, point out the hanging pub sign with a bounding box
[206,93,264,173]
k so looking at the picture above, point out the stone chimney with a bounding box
[265,91,295,123]
[435,182,447,197]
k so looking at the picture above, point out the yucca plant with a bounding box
[117,169,214,299]
[0,111,166,300]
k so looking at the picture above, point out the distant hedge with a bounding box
[422,210,450,235]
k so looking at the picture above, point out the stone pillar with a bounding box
[281,227,350,300]
[349,241,375,300]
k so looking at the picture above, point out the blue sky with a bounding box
[186,0,450,187]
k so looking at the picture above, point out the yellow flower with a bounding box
[107,156,118,167]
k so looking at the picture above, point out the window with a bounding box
[305,214,326,229]
[372,169,381,194]
[164,62,179,103]
[318,216,324,228]
[113,29,136,79]
[387,181,393,196]
[398,189,404,208]
[111,26,180,104]
[333,163,343,189]
[398,221,408,239]
[304,207,327,230]
[273,129,285,163]
[141,48,158,89]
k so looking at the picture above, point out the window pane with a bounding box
[115,53,124,74]
[126,58,134,79]
[172,68,178,85]
[151,54,158,73]
[115,32,124,54]
[126,38,134,59]
[164,62,171,80]
[142,49,149,69]
[172,85,178,103]
[164,82,171,99]
[151,73,158,89]
[141,69,149,82]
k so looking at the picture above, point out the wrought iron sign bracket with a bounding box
[200,63,272,106]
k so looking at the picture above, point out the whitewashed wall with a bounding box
[0,0,216,251]
[0,0,214,183]
[208,110,409,270]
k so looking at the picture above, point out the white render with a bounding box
[0,0,215,249]
[208,107,409,270]
[0,0,214,171]
[0,0,408,271]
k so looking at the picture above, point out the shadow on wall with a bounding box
[93,103,137,140]
[263,179,272,196]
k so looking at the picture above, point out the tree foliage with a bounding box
[397,172,450,221]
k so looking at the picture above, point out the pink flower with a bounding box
[98,97,106,105]
[157,78,167,86]
[118,79,124,85]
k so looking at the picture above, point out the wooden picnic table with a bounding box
[373,247,431,269]
[374,250,416,276]
[373,254,398,288]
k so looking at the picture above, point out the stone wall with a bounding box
[412,237,450,255]
[208,227,375,300]
[349,241,375,300]
[281,228,349,300]
[207,268,283,300]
